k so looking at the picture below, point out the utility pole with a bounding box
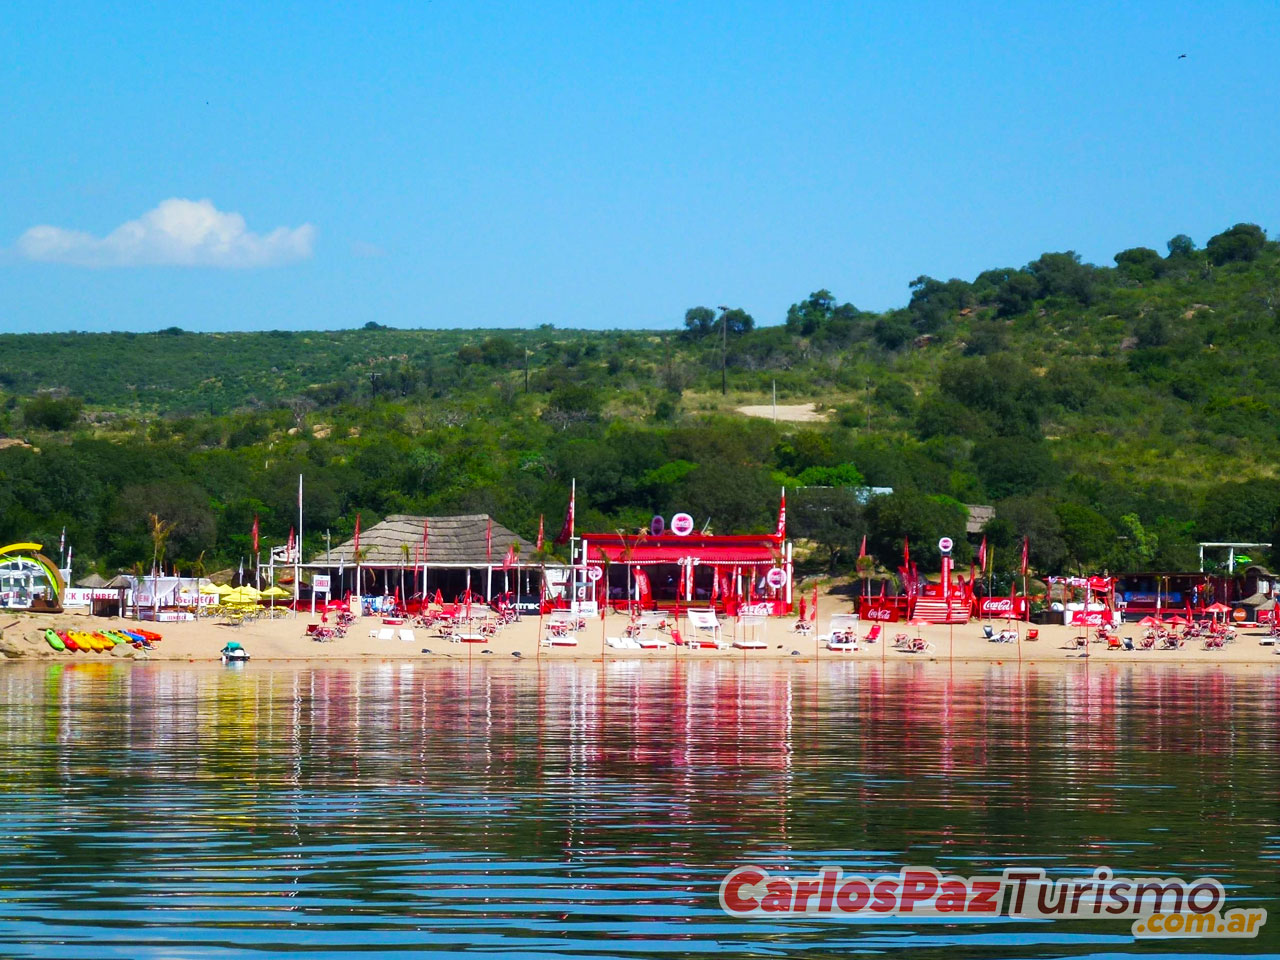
[718,305,730,396]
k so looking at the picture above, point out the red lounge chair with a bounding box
[1107,634,1122,650]
[1026,628,1039,641]
[865,624,882,644]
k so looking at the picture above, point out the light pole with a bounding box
[718,305,730,396]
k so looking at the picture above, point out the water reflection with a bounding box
[0,660,1277,958]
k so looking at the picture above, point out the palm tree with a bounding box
[191,551,207,620]
[148,513,177,615]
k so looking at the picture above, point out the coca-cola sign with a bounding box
[860,604,899,622]
[1070,610,1109,627]
[977,597,1028,618]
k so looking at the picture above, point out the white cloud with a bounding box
[15,198,315,268]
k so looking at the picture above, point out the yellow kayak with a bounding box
[86,634,106,653]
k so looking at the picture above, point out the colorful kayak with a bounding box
[86,634,106,653]
[44,629,65,652]
[133,629,163,642]
[58,631,80,653]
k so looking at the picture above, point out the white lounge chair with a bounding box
[734,614,768,650]
[687,609,728,649]
[606,636,641,649]
[823,613,860,651]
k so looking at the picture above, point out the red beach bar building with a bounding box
[580,530,793,616]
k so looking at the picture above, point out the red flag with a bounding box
[858,534,866,559]
[352,513,361,559]
[486,517,493,560]
[879,580,886,600]
[554,482,575,545]
[634,567,651,603]
[536,515,544,552]
[902,537,910,570]
[811,582,819,622]
[978,535,987,573]
[1020,536,1029,577]
[710,565,720,601]
[434,588,444,606]
[775,488,787,540]
[502,544,515,571]
[251,515,259,554]
[287,527,295,562]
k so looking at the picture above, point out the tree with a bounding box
[790,487,865,571]
[1027,251,1099,304]
[722,308,755,336]
[682,306,716,339]
[995,272,1040,317]
[1114,246,1165,283]
[972,437,1059,500]
[864,491,968,569]
[1055,502,1115,571]
[1205,223,1267,266]
[1166,234,1196,258]
[22,395,82,430]
[984,496,1067,573]
[785,291,835,335]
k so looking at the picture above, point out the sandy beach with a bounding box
[5,600,1280,667]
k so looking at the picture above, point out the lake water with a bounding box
[0,660,1276,958]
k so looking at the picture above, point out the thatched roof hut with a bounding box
[320,514,534,567]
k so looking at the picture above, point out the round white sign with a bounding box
[765,567,787,589]
[938,536,953,554]
[671,513,695,536]
[586,566,603,582]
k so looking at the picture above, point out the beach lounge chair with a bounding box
[1107,634,1122,650]
[1160,635,1182,649]
[900,636,934,654]
[1123,637,1135,650]
[863,623,881,644]
[982,624,994,640]
[687,609,728,649]
[1026,628,1039,641]
[1203,635,1224,650]
[891,632,912,649]
[733,614,768,650]
[606,636,641,649]
[542,633,579,647]
[822,613,858,642]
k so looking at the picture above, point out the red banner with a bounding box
[858,601,901,622]
[1070,609,1111,627]
[977,597,1028,619]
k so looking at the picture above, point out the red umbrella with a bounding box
[1138,615,1161,626]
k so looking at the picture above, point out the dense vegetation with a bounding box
[4,222,1280,583]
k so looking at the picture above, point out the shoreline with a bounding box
[4,607,1280,669]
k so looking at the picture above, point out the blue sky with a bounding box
[3,2,1278,333]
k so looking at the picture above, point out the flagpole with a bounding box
[296,473,302,619]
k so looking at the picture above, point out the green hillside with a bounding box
[4,222,1280,582]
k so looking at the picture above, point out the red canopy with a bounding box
[583,533,780,566]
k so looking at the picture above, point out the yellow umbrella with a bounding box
[200,581,221,595]
[213,583,235,596]
[224,587,260,604]
[260,586,290,598]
